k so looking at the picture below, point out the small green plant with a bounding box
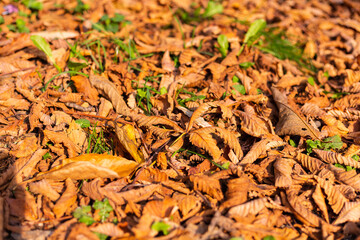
[176,87,206,107]
[216,34,229,58]
[7,18,30,33]
[93,232,108,240]
[263,236,276,240]
[42,152,51,160]
[73,198,114,226]
[0,16,4,25]
[221,162,230,169]
[73,0,90,14]
[113,38,145,61]
[93,13,130,33]
[288,138,297,147]
[93,198,113,222]
[238,18,266,55]
[30,35,61,72]
[176,1,223,24]
[335,155,359,171]
[306,135,343,154]
[86,122,112,154]
[307,76,315,86]
[244,19,267,47]
[75,119,91,128]
[22,0,43,11]
[231,76,246,95]
[73,205,95,226]
[239,62,255,69]
[257,28,315,72]
[135,75,163,115]
[202,1,223,18]
[151,221,171,235]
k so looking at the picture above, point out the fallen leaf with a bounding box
[272,87,320,139]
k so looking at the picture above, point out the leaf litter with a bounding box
[1,0,360,239]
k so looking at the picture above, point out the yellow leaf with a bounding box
[115,123,144,163]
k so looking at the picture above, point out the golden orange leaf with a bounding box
[190,175,224,201]
[189,127,221,160]
[53,178,77,218]
[32,154,138,181]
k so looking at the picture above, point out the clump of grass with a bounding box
[257,28,316,71]
[238,19,316,72]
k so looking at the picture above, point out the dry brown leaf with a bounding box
[53,178,77,218]
[81,178,105,201]
[72,75,99,102]
[272,87,320,139]
[228,197,276,218]
[328,165,360,191]
[156,152,168,169]
[187,102,213,132]
[30,31,79,40]
[89,223,124,237]
[286,190,323,227]
[333,201,360,225]
[10,135,38,158]
[8,185,38,221]
[190,175,224,201]
[312,184,329,223]
[314,149,360,168]
[234,110,271,138]
[28,179,60,201]
[189,127,221,160]
[240,139,269,165]
[321,115,349,136]
[89,74,130,116]
[43,130,81,158]
[213,127,243,159]
[177,194,202,220]
[66,120,87,150]
[101,184,160,205]
[221,177,249,210]
[142,197,177,218]
[137,167,169,183]
[286,149,325,173]
[274,158,293,188]
[314,175,348,214]
[0,98,30,110]
[32,161,119,181]
[136,115,184,133]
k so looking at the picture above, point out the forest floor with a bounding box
[1,0,360,239]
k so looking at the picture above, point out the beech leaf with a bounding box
[31,154,139,181]
[272,87,320,139]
